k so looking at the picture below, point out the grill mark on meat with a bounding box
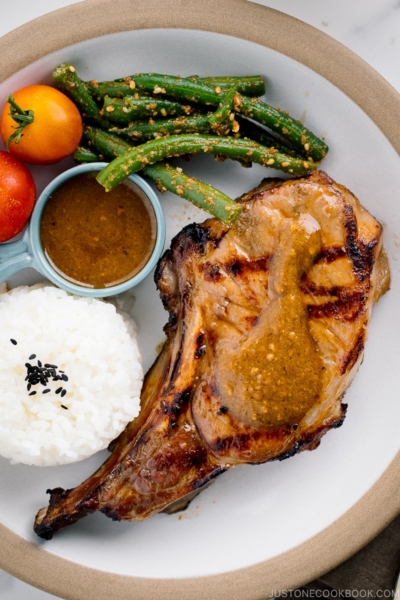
[306,290,366,321]
[344,204,365,279]
[227,256,270,277]
[360,238,380,271]
[341,332,365,373]
[315,246,347,263]
[302,279,367,321]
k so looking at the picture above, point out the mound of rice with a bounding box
[0,285,143,466]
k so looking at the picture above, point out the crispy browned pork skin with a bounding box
[34,171,390,539]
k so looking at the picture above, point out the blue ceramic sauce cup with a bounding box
[0,163,166,297]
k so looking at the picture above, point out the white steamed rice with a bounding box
[0,285,143,466]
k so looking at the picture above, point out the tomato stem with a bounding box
[6,94,34,149]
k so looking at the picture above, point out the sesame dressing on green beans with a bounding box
[236,116,303,158]
[110,114,212,141]
[86,80,151,100]
[236,96,327,162]
[144,163,241,224]
[81,127,241,224]
[122,74,327,161]
[83,126,135,158]
[208,86,239,134]
[102,95,193,124]
[96,134,316,192]
[87,75,266,99]
[73,146,101,163]
[190,76,265,97]
[53,63,101,119]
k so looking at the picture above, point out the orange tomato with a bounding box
[0,151,36,242]
[0,85,83,165]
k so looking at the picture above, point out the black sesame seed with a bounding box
[27,383,32,391]
[42,389,51,394]
[29,354,36,360]
[37,360,42,368]
[61,389,67,398]
[61,374,69,382]
[10,339,17,345]
[55,387,63,394]
[25,363,32,369]
[45,364,58,369]
[61,405,68,410]
[29,391,37,396]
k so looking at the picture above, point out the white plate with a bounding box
[0,4,399,599]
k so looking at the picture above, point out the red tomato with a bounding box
[0,85,82,165]
[0,151,36,242]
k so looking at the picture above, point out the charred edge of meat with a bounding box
[175,222,211,257]
[333,403,348,427]
[194,332,206,358]
[162,388,191,428]
[227,256,270,277]
[154,249,172,289]
[191,466,227,491]
[341,331,365,373]
[209,404,348,460]
[34,487,92,540]
[277,406,347,461]
[154,250,179,332]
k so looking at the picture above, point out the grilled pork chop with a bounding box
[34,171,390,539]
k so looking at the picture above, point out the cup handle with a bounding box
[0,229,34,283]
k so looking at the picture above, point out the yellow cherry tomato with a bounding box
[1,85,83,165]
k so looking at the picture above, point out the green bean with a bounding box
[73,146,101,163]
[96,134,316,191]
[208,86,239,134]
[191,75,265,96]
[83,126,135,158]
[236,116,303,158]
[102,95,193,124]
[87,75,266,99]
[236,96,327,162]
[53,63,101,119]
[110,114,212,141]
[125,74,327,161]
[86,79,151,100]
[81,127,241,224]
[144,163,241,224]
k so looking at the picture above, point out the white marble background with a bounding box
[0,0,399,597]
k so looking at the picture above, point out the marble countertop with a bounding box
[1,0,399,598]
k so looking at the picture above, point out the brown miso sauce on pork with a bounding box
[40,172,156,288]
